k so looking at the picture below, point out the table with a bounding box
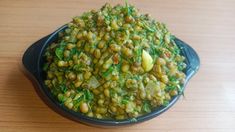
[0,0,235,131]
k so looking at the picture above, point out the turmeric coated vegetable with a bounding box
[43,3,186,120]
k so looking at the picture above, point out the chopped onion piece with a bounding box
[88,76,100,89]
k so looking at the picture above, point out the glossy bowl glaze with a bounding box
[22,25,200,127]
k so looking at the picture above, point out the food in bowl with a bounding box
[43,3,186,120]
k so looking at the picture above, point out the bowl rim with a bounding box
[22,24,200,127]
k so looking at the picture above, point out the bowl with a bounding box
[22,24,200,127]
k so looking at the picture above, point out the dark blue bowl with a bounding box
[22,25,200,127]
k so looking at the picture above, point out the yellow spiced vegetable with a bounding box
[43,3,186,120]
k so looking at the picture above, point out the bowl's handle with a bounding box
[174,38,200,80]
[22,35,49,76]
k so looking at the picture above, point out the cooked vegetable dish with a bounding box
[43,3,186,120]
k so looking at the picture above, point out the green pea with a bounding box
[80,102,89,113]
